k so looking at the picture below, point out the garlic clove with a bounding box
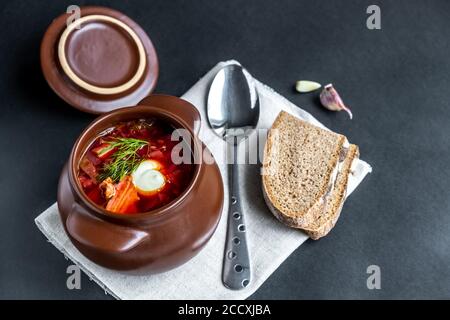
[319,84,353,119]
[295,80,322,93]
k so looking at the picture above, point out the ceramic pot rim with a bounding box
[68,105,203,224]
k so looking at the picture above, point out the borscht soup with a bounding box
[77,118,194,214]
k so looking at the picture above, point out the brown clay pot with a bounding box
[57,95,224,273]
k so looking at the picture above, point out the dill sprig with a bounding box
[98,137,148,183]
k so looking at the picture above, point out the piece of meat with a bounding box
[99,177,116,200]
[79,156,98,180]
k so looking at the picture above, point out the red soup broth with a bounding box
[77,118,194,214]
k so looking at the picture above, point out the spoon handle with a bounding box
[222,145,251,290]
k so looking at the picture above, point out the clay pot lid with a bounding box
[41,6,158,114]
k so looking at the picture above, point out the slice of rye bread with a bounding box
[262,111,345,228]
[262,111,359,239]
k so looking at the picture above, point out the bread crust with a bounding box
[303,144,359,239]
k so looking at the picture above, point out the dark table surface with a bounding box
[1,0,449,299]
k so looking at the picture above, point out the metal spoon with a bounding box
[207,64,259,290]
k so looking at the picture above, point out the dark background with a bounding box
[1,0,449,299]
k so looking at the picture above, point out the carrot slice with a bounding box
[106,176,140,214]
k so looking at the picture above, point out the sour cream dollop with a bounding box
[132,160,165,195]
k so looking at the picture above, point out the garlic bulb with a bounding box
[319,84,353,119]
[295,80,322,93]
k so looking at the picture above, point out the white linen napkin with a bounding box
[35,60,372,300]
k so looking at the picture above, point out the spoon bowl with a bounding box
[208,64,259,142]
